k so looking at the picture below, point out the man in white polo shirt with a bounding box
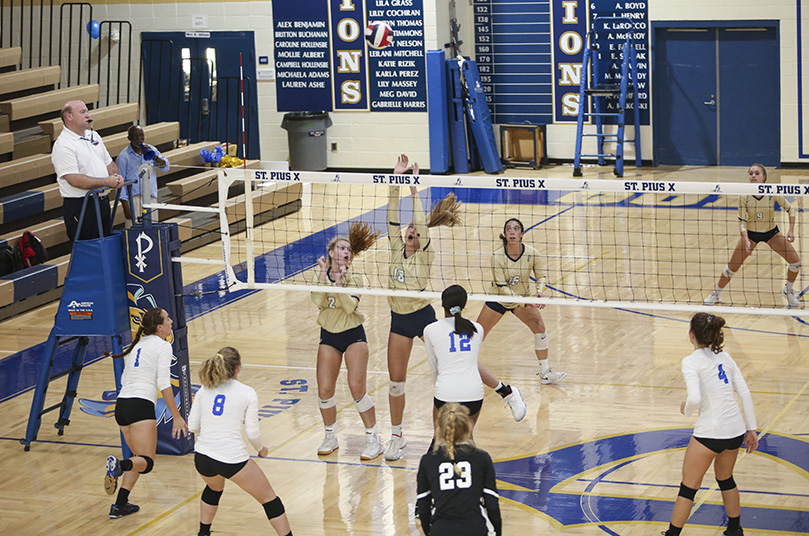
[51,100,124,241]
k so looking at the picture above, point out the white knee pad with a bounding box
[318,396,336,409]
[789,260,802,273]
[389,381,405,397]
[354,393,374,413]
[722,265,736,279]
[534,332,549,351]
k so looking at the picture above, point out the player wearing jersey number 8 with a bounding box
[188,347,293,536]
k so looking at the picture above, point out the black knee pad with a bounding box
[263,496,285,519]
[678,482,697,501]
[717,476,737,491]
[139,456,154,474]
[202,485,223,506]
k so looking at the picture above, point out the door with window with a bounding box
[652,24,779,167]
[141,31,260,159]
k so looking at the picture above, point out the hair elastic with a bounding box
[706,315,714,323]
[449,306,462,315]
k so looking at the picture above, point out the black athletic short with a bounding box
[434,397,483,417]
[194,452,248,479]
[747,226,779,244]
[319,325,367,354]
[694,434,745,453]
[484,301,515,315]
[115,397,156,426]
[390,305,437,339]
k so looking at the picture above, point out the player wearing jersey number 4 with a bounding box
[477,218,566,387]
[704,164,802,308]
[384,154,465,461]
[103,308,187,519]
[188,348,293,536]
[416,403,501,536]
[663,313,758,536]
[311,222,384,461]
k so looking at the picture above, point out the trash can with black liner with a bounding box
[281,111,332,171]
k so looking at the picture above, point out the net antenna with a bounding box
[219,168,808,318]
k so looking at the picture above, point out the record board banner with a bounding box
[273,0,426,112]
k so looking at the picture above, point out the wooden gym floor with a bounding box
[0,164,807,535]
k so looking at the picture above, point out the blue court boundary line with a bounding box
[2,189,808,407]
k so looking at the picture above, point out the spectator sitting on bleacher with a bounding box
[116,125,170,228]
[51,100,123,241]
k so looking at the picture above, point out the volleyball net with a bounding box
[214,168,807,317]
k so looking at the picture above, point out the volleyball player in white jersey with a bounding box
[705,163,802,308]
[312,221,385,460]
[424,285,486,428]
[477,217,566,386]
[104,307,187,519]
[416,403,501,536]
[188,347,293,536]
[384,154,468,460]
[663,312,758,536]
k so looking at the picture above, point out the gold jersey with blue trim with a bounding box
[739,194,792,233]
[387,187,435,314]
[490,243,546,309]
[310,268,365,334]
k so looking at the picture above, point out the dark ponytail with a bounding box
[108,308,165,359]
[441,284,477,339]
[499,217,524,246]
[690,312,726,353]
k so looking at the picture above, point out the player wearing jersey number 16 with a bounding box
[103,308,187,519]
[188,347,293,536]
[663,313,758,536]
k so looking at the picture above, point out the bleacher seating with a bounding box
[0,84,99,121]
[0,47,21,70]
[0,66,60,97]
[38,102,139,141]
[0,132,12,156]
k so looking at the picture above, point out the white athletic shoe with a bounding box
[781,287,801,308]
[504,386,527,422]
[361,433,384,461]
[383,434,408,461]
[317,432,339,455]
[704,290,721,305]
[538,370,567,385]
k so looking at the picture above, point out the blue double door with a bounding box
[653,24,779,167]
[141,31,260,159]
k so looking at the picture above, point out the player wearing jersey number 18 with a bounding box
[416,403,501,536]
[188,347,293,536]
[663,313,758,536]
[103,308,187,519]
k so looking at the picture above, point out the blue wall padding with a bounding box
[427,50,450,174]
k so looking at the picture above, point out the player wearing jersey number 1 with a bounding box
[311,222,384,461]
[103,308,188,519]
[663,313,758,536]
[384,154,464,461]
[188,347,293,536]
[416,403,501,536]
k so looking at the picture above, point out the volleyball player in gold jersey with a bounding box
[704,164,802,308]
[477,218,567,385]
[311,221,385,460]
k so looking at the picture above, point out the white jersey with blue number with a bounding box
[118,335,173,403]
[424,317,485,402]
[681,348,757,439]
[188,379,263,464]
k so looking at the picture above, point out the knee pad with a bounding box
[717,476,737,491]
[202,485,223,506]
[389,381,405,398]
[678,482,697,501]
[318,396,336,409]
[789,260,802,273]
[354,393,374,413]
[263,496,285,519]
[534,332,549,351]
[140,456,154,474]
[722,265,737,279]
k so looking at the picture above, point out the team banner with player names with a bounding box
[273,0,426,112]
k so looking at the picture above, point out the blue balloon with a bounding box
[86,20,100,39]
